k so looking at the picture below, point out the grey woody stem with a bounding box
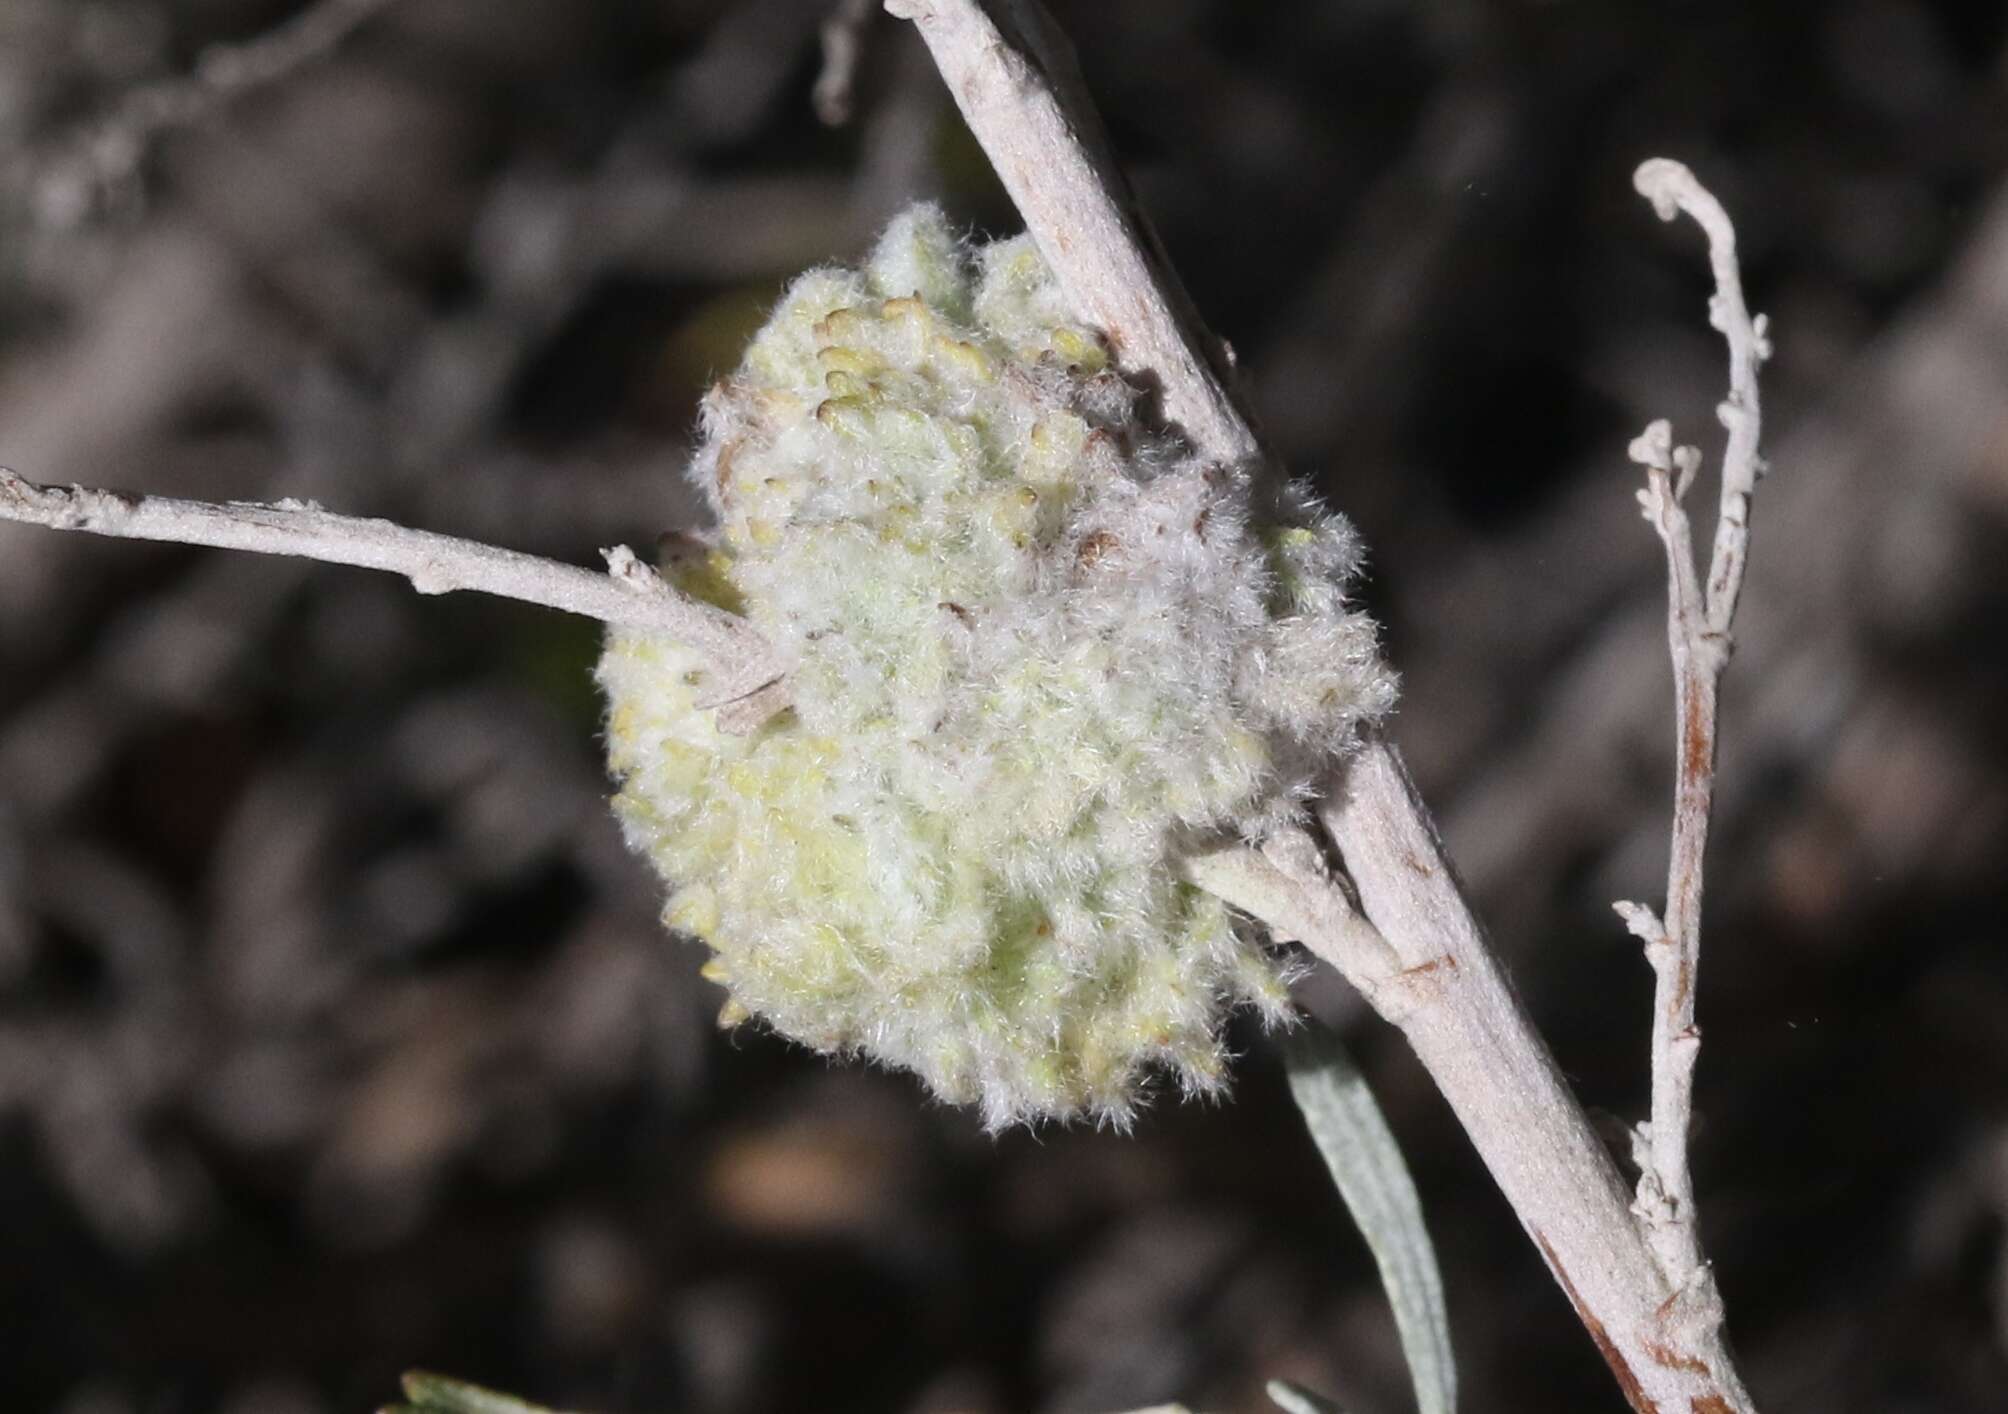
[891,2,1760,1409]
[0,468,788,715]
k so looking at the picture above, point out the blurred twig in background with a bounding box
[32,0,406,231]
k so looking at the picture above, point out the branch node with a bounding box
[1751,312,1774,362]
[1613,900,1666,946]
[602,543,664,593]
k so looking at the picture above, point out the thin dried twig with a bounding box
[0,469,787,716]
[1615,159,1772,1296]
[814,0,881,126]
[891,2,1759,1408]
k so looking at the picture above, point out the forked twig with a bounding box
[1616,159,1772,1296]
[36,0,408,228]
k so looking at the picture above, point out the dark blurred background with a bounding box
[1,1,2005,1411]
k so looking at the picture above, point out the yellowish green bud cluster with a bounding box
[597,206,1395,1128]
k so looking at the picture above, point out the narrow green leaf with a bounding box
[1267,1377,1344,1414]
[394,1373,574,1414]
[1283,1021,1457,1414]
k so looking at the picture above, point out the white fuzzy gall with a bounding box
[597,206,1395,1128]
